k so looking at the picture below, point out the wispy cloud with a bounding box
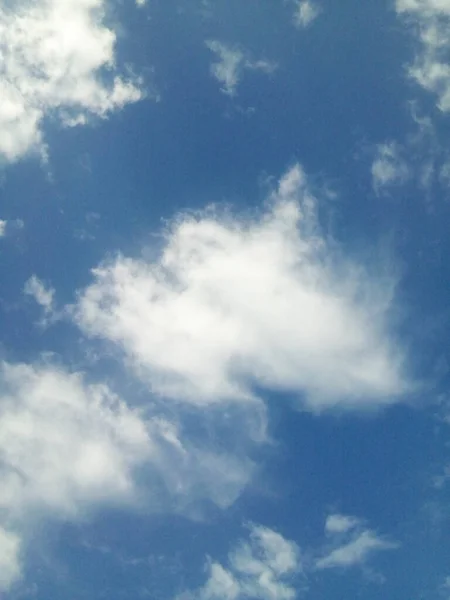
[24,275,55,314]
[371,142,410,194]
[0,528,21,592]
[0,0,144,162]
[317,514,398,570]
[293,0,321,28]
[75,164,409,412]
[396,0,450,111]
[206,40,277,97]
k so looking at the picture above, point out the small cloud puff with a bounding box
[206,40,277,97]
[371,142,410,194]
[293,1,321,28]
[24,275,55,314]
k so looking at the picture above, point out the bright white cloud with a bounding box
[293,1,321,28]
[179,524,301,600]
[206,40,277,96]
[0,220,6,237]
[75,164,409,412]
[0,361,256,589]
[396,0,450,111]
[24,275,55,313]
[371,142,410,193]
[317,515,397,570]
[0,0,143,162]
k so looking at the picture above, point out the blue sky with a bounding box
[2,0,450,598]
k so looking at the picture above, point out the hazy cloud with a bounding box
[371,142,410,193]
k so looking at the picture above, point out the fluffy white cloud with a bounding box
[0,361,256,589]
[179,524,301,600]
[0,0,143,162]
[317,514,397,570]
[75,164,409,411]
[206,40,277,96]
[0,220,6,237]
[293,1,321,28]
[371,142,410,193]
[24,275,55,314]
[396,0,450,110]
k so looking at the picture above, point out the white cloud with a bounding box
[75,164,409,412]
[324,514,359,535]
[371,142,410,193]
[396,0,450,111]
[0,0,143,162]
[0,220,6,237]
[179,524,301,600]
[293,1,321,28]
[24,275,55,314]
[317,515,397,570]
[0,361,256,589]
[206,40,277,96]
[0,528,21,592]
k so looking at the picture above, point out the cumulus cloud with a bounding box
[0,0,143,162]
[317,514,397,570]
[75,164,409,412]
[0,220,7,237]
[178,524,301,600]
[0,362,256,589]
[24,275,55,314]
[293,1,321,28]
[396,0,450,111]
[371,142,410,193]
[206,40,277,96]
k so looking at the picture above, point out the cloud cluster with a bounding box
[0,362,256,590]
[0,0,143,162]
[317,514,397,570]
[396,0,450,111]
[206,40,277,96]
[178,525,301,600]
[75,164,409,412]
[179,514,396,600]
